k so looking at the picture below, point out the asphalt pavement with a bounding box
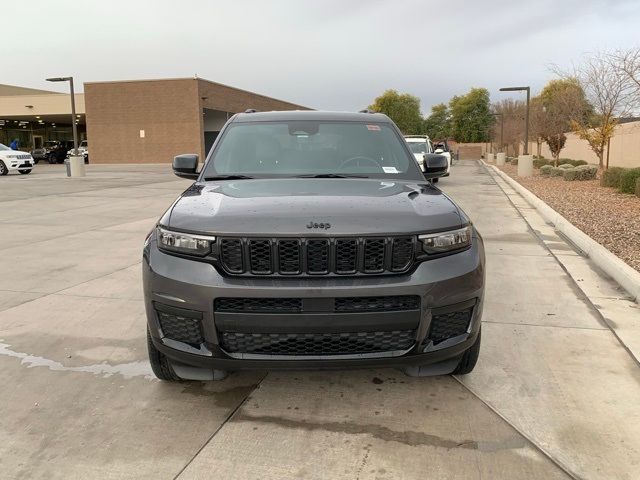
[0,162,638,479]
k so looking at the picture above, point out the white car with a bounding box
[0,143,35,175]
[66,140,89,163]
[404,135,450,182]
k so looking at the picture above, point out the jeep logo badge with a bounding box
[307,222,331,229]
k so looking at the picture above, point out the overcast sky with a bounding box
[5,0,640,114]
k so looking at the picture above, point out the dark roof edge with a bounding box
[83,77,309,110]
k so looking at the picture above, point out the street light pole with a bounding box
[69,77,78,156]
[46,76,78,156]
[499,86,530,155]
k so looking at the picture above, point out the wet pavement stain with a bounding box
[0,340,153,379]
[233,413,527,451]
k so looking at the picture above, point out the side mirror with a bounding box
[173,154,199,179]
[422,153,448,179]
[434,148,444,154]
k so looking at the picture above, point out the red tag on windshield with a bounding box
[366,125,381,131]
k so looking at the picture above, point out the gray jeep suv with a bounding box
[143,110,484,381]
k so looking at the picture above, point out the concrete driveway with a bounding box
[0,162,638,479]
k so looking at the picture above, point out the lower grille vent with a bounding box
[221,330,416,356]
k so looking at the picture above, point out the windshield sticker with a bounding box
[366,124,381,131]
[382,166,399,173]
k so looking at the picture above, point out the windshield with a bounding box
[202,121,424,180]
[0,143,10,151]
[407,141,429,154]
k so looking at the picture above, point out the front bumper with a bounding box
[6,160,34,171]
[143,232,485,371]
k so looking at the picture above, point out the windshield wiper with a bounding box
[295,173,369,178]
[203,175,254,181]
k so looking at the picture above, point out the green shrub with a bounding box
[550,167,565,177]
[539,165,554,176]
[585,166,598,180]
[556,158,588,167]
[618,168,640,194]
[510,157,518,166]
[563,168,579,181]
[636,178,640,198]
[601,167,626,187]
[558,163,573,169]
[573,165,598,180]
[533,158,551,169]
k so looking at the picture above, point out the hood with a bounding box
[0,149,31,158]
[166,178,463,236]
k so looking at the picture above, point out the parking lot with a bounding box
[1,161,639,479]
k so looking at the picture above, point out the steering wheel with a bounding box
[338,156,382,170]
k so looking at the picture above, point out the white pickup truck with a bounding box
[404,135,450,182]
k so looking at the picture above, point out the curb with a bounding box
[483,161,640,303]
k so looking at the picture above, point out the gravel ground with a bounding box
[496,163,640,273]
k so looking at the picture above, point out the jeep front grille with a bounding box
[218,236,415,276]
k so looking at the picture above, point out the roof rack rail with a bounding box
[244,108,258,113]
[358,109,374,114]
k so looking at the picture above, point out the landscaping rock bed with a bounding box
[496,164,640,273]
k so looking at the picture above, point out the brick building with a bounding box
[0,78,307,163]
[85,78,307,164]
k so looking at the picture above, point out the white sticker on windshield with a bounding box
[382,166,399,173]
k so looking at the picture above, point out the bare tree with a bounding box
[492,99,525,156]
[556,52,635,168]
[609,47,640,111]
[528,97,546,158]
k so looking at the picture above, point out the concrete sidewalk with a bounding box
[0,162,638,479]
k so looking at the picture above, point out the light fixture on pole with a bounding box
[499,86,530,155]
[46,76,79,156]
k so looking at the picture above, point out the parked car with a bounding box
[404,135,451,183]
[0,143,35,175]
[66,140,89,163]
[31,140,61,164]
[144,110,485,382]
[46,140,75,164]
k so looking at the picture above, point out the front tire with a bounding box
[47,154,56,164]
[432,177,439,183]
[0,161,7,176]
[19,169,32,175]
[453,328,481,375]
[147,328,182,381]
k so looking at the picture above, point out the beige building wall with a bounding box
[454,121,640,166]
[528,121,640,168]
[0,93,85,118]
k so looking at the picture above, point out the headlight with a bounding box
[157,227,215,256]
[419,225,472,254]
